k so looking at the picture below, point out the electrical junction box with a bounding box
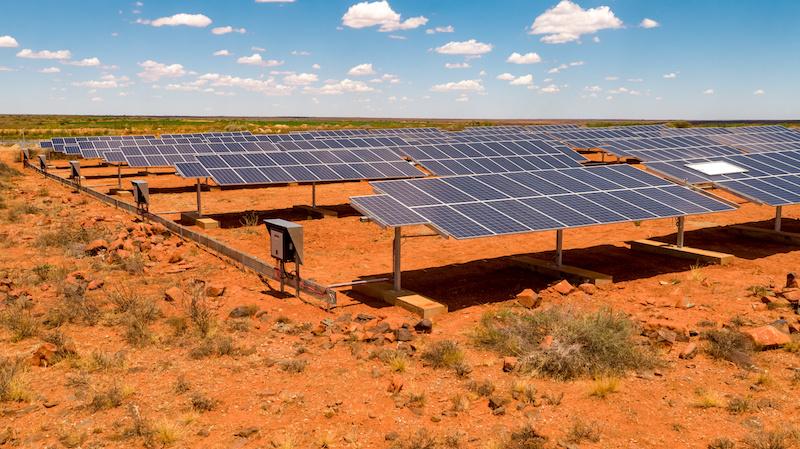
[264,218,303,264]
[38,154,47,171]
[131,180,149,207]
[69,161,81,180]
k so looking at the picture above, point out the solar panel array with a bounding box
[275,136,409,151]
[351,164,736,239]
[174,148,424,185]
[708,129,800,153]
[599,136,743,162]
[397,140,587,176]
[645,150,800,206]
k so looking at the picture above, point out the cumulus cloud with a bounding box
[425,26,454,34]
[445,62,470,69]
[200,73,294,96]
[137,60,196,82]
[347,63,376,76]
[237,54,283,66]
[510,74,534,85]
[62,57,101,67]
[151,13,211,27]
[628,78,643,82]
[529,0,622,43]
[429,79,484,92]
[584,85,602,92]
[570,61,585,66]
[252,46,266,52]
[312,64,321,69]
[703,89,714,95]
[640,18,660,28]
[303,79,376,95]
[283,73,319,85]
[539,84,561,93]
[753,89,765,95]
[496,73,516,81]
[91,97,103,102]
[38,67,61,73]
[388,35,406,39]
[292,51,311,55]
[0,36,19,47]
[342,1,428,32]
[605,76,619,80]
[434,39,493,55]
[17,49,71,59]
[663,72,677,78]
[506,52,542,64]
[212,26,246,35]
[213,50,230,56]
[0,66,16,71]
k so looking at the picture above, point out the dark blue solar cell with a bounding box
[590,166,651,188]
[82,150,100,159]
[308,140,330,150]
[519,196,597,227]
[260,166,295,183]
[350,194,427,227]
[225,142,245,152]
[243,153,275,167]
[414,205,492,239]
[481,173,544,197]
[470,143,499,157]
[452,143,482,158]
[337,139,358,148]
[714,180,789,206]
[291,152,322,165]
[350,163,385,179]
[175,162,210,178]
[452,202,529,235]
[641,187,715,215]
[474,158,507,173]
[163,154,186,165]
[235,167,270,184]
[554,195,627,223]
[371,147,403,161]
[126,156,148,167]
[279,142,302,151]
[351,149,383,163]
[488,199,563,231]
[268,152,300,166]
[485,142,515,156]
[209,168,244,185]
[441,177,508,201]
[456,159,491,174]
[283,165,319,182]
[220,154,252,168]
[581,191,659,221]
[370,162,406,178]
[329,164,362,180]
[310,151,343,164]
[563,168,625,191]
[144,155,168,167]
[331,150,362,163]
[306,165,341,181]
[209,143,229,153]
[410,178,476,203]
[103,151,127,163]
[532,170,598,193]
[196,154,228,168]
[374,180,440,207]
[120,146,141,156]
[392,161,426,178]
[434,159,472,175]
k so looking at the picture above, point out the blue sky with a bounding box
[1,1,798,120]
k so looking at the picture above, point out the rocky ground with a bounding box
[2,145,800,449]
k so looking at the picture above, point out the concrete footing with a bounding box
[353,282,447,319]
[293,205,338,219]
[630,239,734,265]
[510,255,613,286]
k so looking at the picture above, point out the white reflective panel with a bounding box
[686,161,748,176]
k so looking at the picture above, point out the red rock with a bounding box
[69,270,88,280]
[675,298,694,309]
[787,272,800,289]
[329,334,346,344]
[168,251,183,264]
[539,335,554,349]
[553,280,574,295]
[164,286,186,303]
[643,319,688,335]
[58,209,70,217]
[65,275,76,284]
[85,239,108,255]
[122,239,135,252]
[502,357,518,372]
[205,283,226,297]
[679,343,698,359]
[782,289,800,304]
[388,375,403,394]
[109,238,124,251]
[516,288,542,308]
[578,283,597,295]
[31,343,58,367]
[40,284,50,292]
[743,325,791,350]
[87,279,104,290]
[116,249,130,259]
[384,332,395,343]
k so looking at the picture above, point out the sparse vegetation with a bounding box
[588,377,619,398]
[421,339,464,368]
[190,390,218,412]
[694,387,724,408]
[389,428,437,449]
[704,327,753,360]
[742,428,796,449]
[708,436,737,449]
[0,357,32,402]
[179,282,221,338]
[566,419,603,443]
[280,358,309,373]
[727,395,756,415]
[471,306,657,380]
[466,379,496,397]
[502,423,548,449]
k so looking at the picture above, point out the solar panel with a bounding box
[357,165,736,239]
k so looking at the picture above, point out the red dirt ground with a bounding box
[2,145,800,449]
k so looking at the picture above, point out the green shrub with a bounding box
[421,339,464,369]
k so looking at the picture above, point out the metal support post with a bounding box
[555,229,563,267]
[295,260,300,298]
[676,216,685,248]
[279,260,285,293]
[393,227,402,292]
[775,206,782,232]
[196,178,202,216]
[117,165,122,190]
[312,182,316,209]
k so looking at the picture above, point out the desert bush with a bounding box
[87,349,126,373]
[450,391,470,412]
[0,357,32,402]
[1,305,39,341]
[421,339,464,369]
[466,379,496,397]
[239,211,260,227]
[566,419,603,443]
[173,374,191,394]
[31,263,53,281]
[589,377,619,398]
[376,348,409,372]
[90,381,131,411]
[154,419,181,445]
[123,316,155,348]
[694,386,724,408]
[47,282,103,326]
[280,358,309,373]
[708,436,736,449]
[742,428,796,449]
[510,379,538,403]
[0,161,21,179]
[389,428,437,449]
[471,306,656,380]
[126,403,155,448]
[503,423,548,449]
[704,327,753,360]
[190,391,218,412]
[188,335,233,359]
[179,282,220,338]
[405,387,426,408]
[41,330,77,364]
[166,316,189,336]
[727,395,756,415]
[35,223,105,255]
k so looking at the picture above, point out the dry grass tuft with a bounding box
[421,339,465,369]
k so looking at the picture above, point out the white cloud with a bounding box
[252,46,266,52]
[547,67,560,74]
[382,74,400,83]
[91,97,103,102]
[342,1,428,32]
[212,26,246,35]
[0,36,19,47]
[593,36,600,43]
[584,85,602,92]
[38,67,61,73]
[62,57,101,67]
[455,96,469,102]
[312,64,321,69]
[429,79,484,92]
[347,63,376,76]
[201,73,294,96]
[605,76,619,80]
[213,50,230,56]
[703,89,714,95]
[540,84,561,93]
[497,73,516,81]
[0,66,16,71]
[17,49,72,59]
[435,39,493,55]
[292,51,311,55]
[607,87,628,94]
[137,60,196,82]
[237,54,283,66]
[388,35,406,39]
[283,73,318,85]
[71,75,132,89]
[753,89,765,95]
[425,25,454,34]
[663,72,677,78]
[506,52,542,64]
[445,62,470,69]
[629,90,642,95]
[529,0,622,44]
[151,13,211,27]
[640,18,660,28]
[628,78,643,82]
[510,74,534,85]
[570,61,585,66]
[303,79,376,95]
[478,70,487,76]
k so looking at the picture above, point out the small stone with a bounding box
[229,305,258,318]
[675,298,695,309]
[557,441,580,449]
[388,375,403,394]
[85,239,108,255]
[741,415,764,431]
[488,395,510,410]
[442,411,458,417]
[30,343,58,367]
[234,427,259,438]
[371,368,383,379]
[578,283,597,295]
[492,406,506,416]
[743,325,791,349]
[502,357,518,373]
[385,432,400,441]
[539,335,554,349]
[727,350,759,371]
[394,328,414,342]
[370,322,391,334]
[679,343,698,359]
[197,429,211,437]
[414,319,433,334]
[553,279,574,295]
[368,412,377,419]
[430,415,442,422]
[87,279,104,290]
[205,283,226,297]
[787,272,800,289]
[516,288,542,308]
